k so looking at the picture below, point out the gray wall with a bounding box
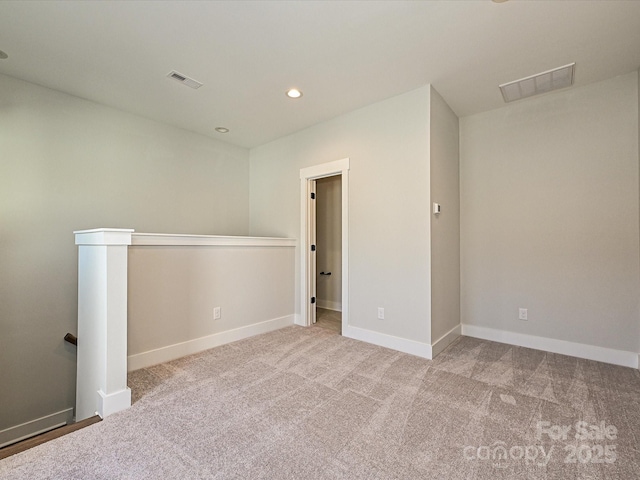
[128,244,294,359]
[460,72,639,353]
[315,175,342,311]
[250,86,432,343]
[429,86,460,343]
[0,74,249,431]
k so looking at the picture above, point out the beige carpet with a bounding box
[1,326,639,479]
[314,307,342,333]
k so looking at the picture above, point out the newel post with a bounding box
[74,228,134,421]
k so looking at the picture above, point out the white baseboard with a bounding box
[461,324,639,369]
[316,300,342,312]
[128,314,296,371]
[431,324,462,358]
[98,388,131,419]
[0,408,73,448]
[343,325,432,359]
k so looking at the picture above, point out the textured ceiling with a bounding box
[0,1,639,148]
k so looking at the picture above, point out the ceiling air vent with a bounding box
[167,70,203,89]
[499,63,575,103]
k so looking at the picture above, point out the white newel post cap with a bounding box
[74,228,135,246]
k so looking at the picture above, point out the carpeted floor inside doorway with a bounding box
[1,325,639,479]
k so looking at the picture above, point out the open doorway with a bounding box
[315,175,342,333]
[299,158,349,333]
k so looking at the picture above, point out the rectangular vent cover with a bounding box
[167,70,203,89]
[499,63,575,103]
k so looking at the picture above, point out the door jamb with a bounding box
[299,158,350,329]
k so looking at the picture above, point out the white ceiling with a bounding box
[0,1,639,148]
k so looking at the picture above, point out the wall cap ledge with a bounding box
[131,232,296,247]
[74,228,135,246]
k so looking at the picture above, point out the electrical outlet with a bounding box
[213,307,221,320]
[377,307,384,320]
[518,308,528,321]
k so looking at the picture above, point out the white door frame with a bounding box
[299,158,350,329]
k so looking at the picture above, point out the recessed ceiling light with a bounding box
[0,50,8,60]
[286,88,303,99]
[215,127,229,134]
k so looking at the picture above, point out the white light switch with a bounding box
[433,203,441,215]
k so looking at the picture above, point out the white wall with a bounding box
[0,73,249,433]
[429,86,460,343]
[128,243,295,367]
[316,175,342,311]
[460,72,640,354]
[250,86,432,344]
